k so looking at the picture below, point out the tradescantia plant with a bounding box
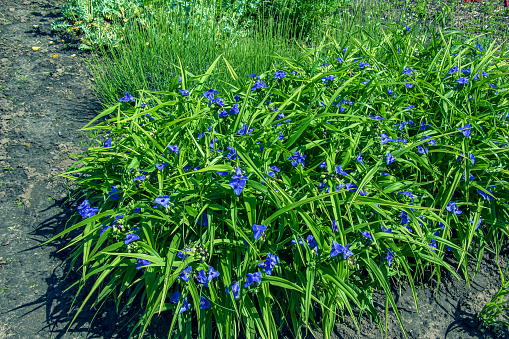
[47,26,509,338]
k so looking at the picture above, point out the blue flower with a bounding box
[196,213,208,226]
[448,66,459,74]
[203,89,219,100]
[170,291,181,304]
[180,297,191,314]
[199,296,211,310]
[119,92,135,102]
[226,146,238,161]
[386,153,396,165]
[168,144,180,154]
[331,219,339,232]
[179,89,189,96]
[77,200,99,219]
[238,124,254,135]
[477,188,493,201]
[124,232,140,245]
[251,80,266,91]
[429,239,437,253]
[215,171,228,176]
[362,231,373,242]
[417,145,428,154]
[401,210,409,225]
[218,110,228,118]
[330,241,353,259]
[386,249,395,266]
[244,272,262,288]
[252,224,267,240]
[469,152,475,165]
[183,165,192,171]
[196,266,220,287]
[381,226,392,233]
[357,152,364,165]
[108,186,119,200]
[420,121,432,130]
[446,201,462,215]
[257,253,279,275]
[225,281,240,299]
[270,165,281,172]
[335,56,343,64]
[134,208,141,213]
[177,249,192,259]
[156,163,168,171]
[215,97,225,107]
[178,266,192,282]
[321,75,336,84]
[136,253,151,270]
[456,77,469,85]
[404,24,411,32]
[229,104,239,115]
[287,152,306,167]
[154,195,170,208]
[388,88,394,95]
[476,43,483,52]
[104,138,112,147]
[229,167,248,196]
[133,175,146,183]
[274,70,286,79]
[405,82,414,88]
[402,67,412,75]
[421,136,436,145]
[457,123,471,137]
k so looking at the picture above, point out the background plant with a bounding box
[47,15,509,337]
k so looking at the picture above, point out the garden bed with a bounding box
[0,0,508,338]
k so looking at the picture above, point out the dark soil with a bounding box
[0,0,507,338]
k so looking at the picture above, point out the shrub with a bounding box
[48,26,509,338]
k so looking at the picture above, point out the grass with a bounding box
[46,0,509,338]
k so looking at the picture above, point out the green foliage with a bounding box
[47,21,509,337]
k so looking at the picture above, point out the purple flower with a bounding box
[386,153,396,165]
[225,281,240,299]
[178,266,192,282]
[287,152,306,167]
[357,152,364,165]
[177,249,192,259]
[78,200,99,219]
[388,88,394,95]
[219,110,228,118]
[154,195,170,208]
[196,266,220,287]
[215,97,225,107]
[405,81,414,88]
[244,272,262,288]
[362,231,373,242]
[136,253,151,270]
[457,123,472,137]
[125,232,140,245]
[229,167,248,196]
[156,163,168,171]
[270,165,281,172]
[258,253,279,275]
[469,152,475,165]
[104,138,112,147]
[168,144,180,154]
[402,67,413,75]
[119,92,135,102]
[306,235,318,254]
[179,89,189,96]
[252,224,267,240]
[421,136,436,145]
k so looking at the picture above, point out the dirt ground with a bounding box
[0,0,508,338]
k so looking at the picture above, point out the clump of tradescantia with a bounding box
[51,29,509,339]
